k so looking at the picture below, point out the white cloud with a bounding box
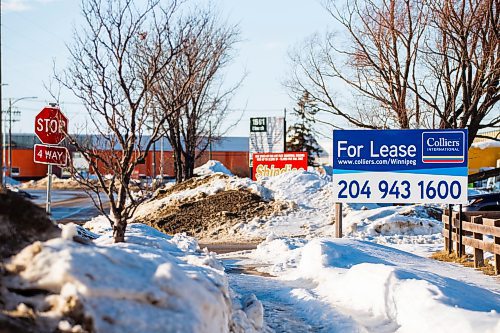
[1,0,32,12]
[2,0,59,12]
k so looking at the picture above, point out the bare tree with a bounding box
[55,0,189,242]
[418,0,499,146]
[153,9,241,182]
[287,0,429,129]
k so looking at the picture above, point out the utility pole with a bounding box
[152,116,156,181]
[283,108,287,152]
[209,120,212,160]
[0,3,3,189]
[5,97,37,181]
[8,100,21,178]
[2,113,5,185]
[8,98,11,177]
[160,136,164,181]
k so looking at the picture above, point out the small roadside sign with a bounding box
[34,144,69,167]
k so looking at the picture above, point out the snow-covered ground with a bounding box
[2,218,264,333]
[213,167,499,332]
[224,236,500,332]
[241,171,442,245]
[5,162,498,333]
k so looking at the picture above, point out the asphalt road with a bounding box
[26,189,109,224]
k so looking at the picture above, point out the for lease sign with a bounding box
[253,152,307,181]
[333,129,468,204]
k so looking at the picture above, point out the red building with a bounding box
[6,134,250,180]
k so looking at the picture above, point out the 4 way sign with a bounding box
[34,106,69,167]
[34,144,68,167]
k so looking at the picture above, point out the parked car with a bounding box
[463,192,500,212]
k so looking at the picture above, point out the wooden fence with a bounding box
[442,210,500,274]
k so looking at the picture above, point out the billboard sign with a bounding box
[333,129,468,204]
[249,117,285,166]
[252,152,308,181]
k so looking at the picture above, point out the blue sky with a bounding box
[2,0,334,137]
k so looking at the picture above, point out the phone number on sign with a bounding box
[337,179,462,200]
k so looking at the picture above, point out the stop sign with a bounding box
[35,107,68,145]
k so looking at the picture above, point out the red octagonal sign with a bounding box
[35,107,68,145]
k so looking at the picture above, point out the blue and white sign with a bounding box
[333,129,468,204]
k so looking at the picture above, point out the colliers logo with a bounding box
[422,131,465,163]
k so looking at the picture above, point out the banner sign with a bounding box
[249,117,285,166]
[333,129,468,204]
[253,152,307,181]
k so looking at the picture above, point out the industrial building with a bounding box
[4,134,250,180]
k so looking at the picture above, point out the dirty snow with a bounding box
[228,171,446,252]
[5,162,499,333]
[133,174,272,222]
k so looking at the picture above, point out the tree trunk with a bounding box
[174,148,183,182]
[113,218,127,243]
[184,148,196,180]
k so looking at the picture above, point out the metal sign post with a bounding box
[46,164,52,214]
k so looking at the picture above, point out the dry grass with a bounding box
[431,250,496,276]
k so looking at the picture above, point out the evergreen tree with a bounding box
[286,91,323,166]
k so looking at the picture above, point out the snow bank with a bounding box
[343,204,442,236]
[4,218,264,333]
[258,170,330,206]
[134,174,272,220]
[20,175,82,190]
[250,237,500,333]
[194,160,234,176]
[234,169,444,244]
[471,140,500,150]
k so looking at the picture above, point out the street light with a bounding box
[3,96,37,184]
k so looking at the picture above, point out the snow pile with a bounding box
[2,218,264,333]
[194,160,234,177]
[235,169,443,246]
[134,174,272,220]
[248,237,500,333]
[21,175,83,190]
[258,170,330,206]
[5,175,20,186]
[135,167,443,245]
[343,204,442,236]
[471,140,500,150]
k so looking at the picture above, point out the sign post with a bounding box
[34,106,68,214]
[332,129,468,237]
[46,164,52,214]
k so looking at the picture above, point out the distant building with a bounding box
[6,134,250,180]
[469,130,500,175]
